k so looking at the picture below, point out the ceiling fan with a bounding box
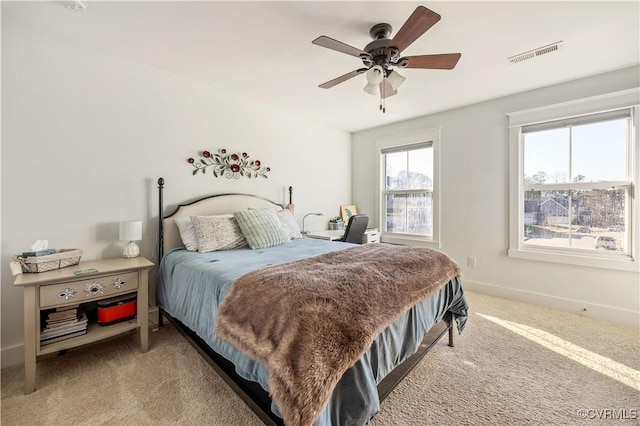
[312,6,461,111]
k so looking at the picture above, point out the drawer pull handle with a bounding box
[57,288,77,300]
[85,281,104,297]
[112,278,126,289]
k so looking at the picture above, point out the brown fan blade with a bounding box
[402,53,462,70]
[312,36,371,59]
[379,79,398,98]
[319,69,367,89]
[390,6,441,53]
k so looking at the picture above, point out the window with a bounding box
[508,89,639,271]
[383,143,433,236]
[376,128,441,247]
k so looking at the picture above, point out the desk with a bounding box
[305,229,345,241]
[305,229,380,244]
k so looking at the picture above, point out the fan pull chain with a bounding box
[379,80,386,113]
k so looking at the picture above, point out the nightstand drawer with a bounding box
[364,231,380,244]
[39,272,139,308]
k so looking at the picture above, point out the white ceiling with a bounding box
[3,1,639,132]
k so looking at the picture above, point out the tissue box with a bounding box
[17,249,82,273]
[21,248,57,258]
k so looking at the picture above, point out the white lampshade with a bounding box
[387,70,406,91]
[365,65,384,85]
[119,221,142,258]
[363,82,379,96]
[119,221,142,241]
[363,65,385,96]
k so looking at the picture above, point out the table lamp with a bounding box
[119,220,142,258]
[302,212,323,234]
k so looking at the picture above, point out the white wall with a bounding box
[1,17,351,367]
[352,66,640,326]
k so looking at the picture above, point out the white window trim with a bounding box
[508,88,640,272]
[375,128,441,248]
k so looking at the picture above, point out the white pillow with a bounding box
[277,209,302,240]
[173,216,199,251]
[191,215,248,252]
[174,214,232,251]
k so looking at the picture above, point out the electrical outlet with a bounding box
[467,256,477,268]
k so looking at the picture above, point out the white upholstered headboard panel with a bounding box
[162,193,283,255]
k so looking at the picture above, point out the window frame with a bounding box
[508,88,639,272]
[375,128,441,248]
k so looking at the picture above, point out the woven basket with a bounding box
[17,249,83,273]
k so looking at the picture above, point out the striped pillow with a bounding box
[234,208,291,249]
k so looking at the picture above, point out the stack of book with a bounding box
[41,306,88,346]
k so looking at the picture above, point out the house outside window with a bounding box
[383,143,433,235]
[508,89,639,271]
[376,128,441,247]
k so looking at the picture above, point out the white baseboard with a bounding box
[2,343,24,369]
[3,289,637,369]
[463,280,640,327]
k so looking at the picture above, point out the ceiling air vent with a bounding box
[508,41,563,65]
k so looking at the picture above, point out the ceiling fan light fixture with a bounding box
[387,70,406,91]
[363,82,378,96]
[312,5,460,114]
[365,65,384,85]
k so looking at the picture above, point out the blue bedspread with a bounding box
[157,238,468,425]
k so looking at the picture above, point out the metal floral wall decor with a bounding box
[187,149,271,179]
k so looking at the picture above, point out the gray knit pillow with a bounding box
[234,208,291,249]
[191,215,248,252]
[175,214,233,251]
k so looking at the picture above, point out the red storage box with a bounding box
[97,294,137,326]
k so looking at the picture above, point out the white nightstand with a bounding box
[364,229,380,244]
[13,256,154,394]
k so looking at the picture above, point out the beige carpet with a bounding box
[2,291,638,426]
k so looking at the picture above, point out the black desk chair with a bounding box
[342,214,369,244]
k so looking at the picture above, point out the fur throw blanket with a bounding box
[216,244,461,426]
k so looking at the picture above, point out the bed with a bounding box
[155,178,469,426]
